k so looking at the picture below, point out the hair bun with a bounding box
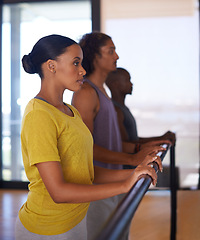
[22,54,37,74]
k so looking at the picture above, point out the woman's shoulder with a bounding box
[23,98,58,123]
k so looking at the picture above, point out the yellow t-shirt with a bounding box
[19,98,94,235]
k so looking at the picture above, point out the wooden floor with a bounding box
[0,190,28,240]
[0,189,200,240]
[130,190,200,240]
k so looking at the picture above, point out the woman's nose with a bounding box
[80,66,86,76]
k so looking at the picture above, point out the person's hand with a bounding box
[140,152,163,172]
[123,154,162,191]
[131,145,166,165]
[162,131,176,146]
[140,139,171,149]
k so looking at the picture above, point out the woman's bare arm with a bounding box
[36,154,161,204]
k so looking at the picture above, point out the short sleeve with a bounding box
[21,109,61,166]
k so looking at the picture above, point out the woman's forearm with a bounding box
[37,161,127,204]
[93,166,132,184]
[36,157,160,205]
[53,181,125,204]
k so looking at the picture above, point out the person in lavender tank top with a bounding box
[72,32,168,240]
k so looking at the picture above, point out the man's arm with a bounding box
[72,84,136,165]
[138,131,176,146]
[72,85,166,166]
[114,104,176,146]
[114,105,172,151]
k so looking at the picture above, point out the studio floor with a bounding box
[0,189,199,240]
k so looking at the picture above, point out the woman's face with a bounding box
[95,39,119,74]
[55,44,86,92]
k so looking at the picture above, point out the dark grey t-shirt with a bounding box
[112,100,139,142]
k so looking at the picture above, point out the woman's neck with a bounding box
[36,90,63,107]
[36,91,73,116]
[37,78,64,105]
[36,81,73,116]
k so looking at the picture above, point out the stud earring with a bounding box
[50,66,56,73]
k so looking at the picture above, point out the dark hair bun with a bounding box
[22,34,77,78]
[22,54,37,74]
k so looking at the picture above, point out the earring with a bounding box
[50,66,56,73]
[49,63,55,73]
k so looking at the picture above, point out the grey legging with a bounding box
[15,215,87,240]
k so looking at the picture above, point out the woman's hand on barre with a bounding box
[124,154,162,190]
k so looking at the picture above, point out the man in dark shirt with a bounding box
[106,67,176,145]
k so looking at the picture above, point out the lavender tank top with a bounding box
[86,79,122,170]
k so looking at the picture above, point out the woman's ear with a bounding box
[46,59,56,73]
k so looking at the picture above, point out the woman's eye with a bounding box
[74,61,79,66]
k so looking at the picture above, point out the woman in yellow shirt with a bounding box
[15,34,163,240]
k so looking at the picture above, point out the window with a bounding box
[2,1,91,181]
[102,0,199,188]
